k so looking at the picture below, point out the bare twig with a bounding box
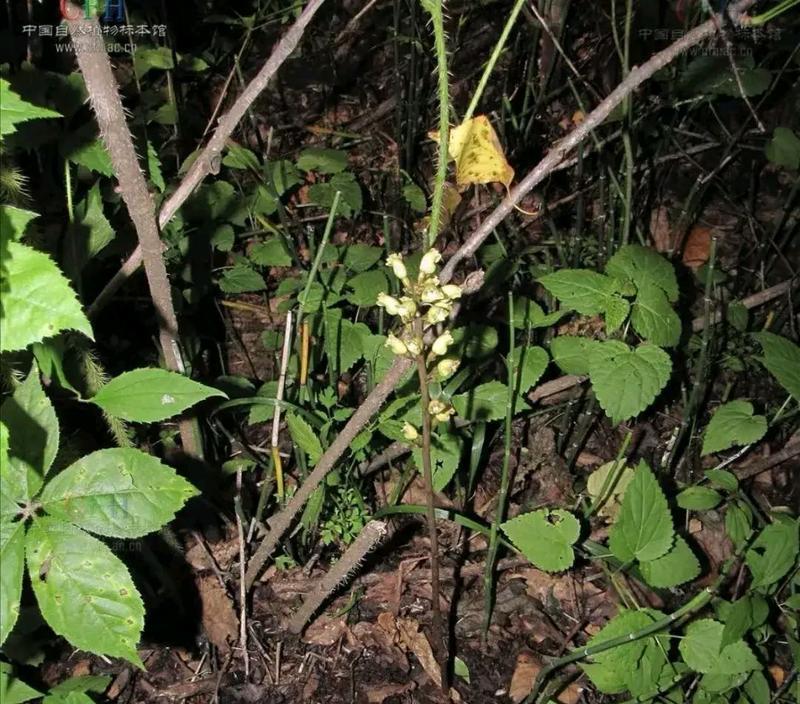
[243,0,760,586]
[66,6,200,456]
[86,0,328,317]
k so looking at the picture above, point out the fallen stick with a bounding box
[243,0,759,586]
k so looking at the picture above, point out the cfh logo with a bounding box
[59,0,125,23]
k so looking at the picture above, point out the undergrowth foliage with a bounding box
[1,1,799,702]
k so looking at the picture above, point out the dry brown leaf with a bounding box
[509,651,583,704]
[302,613,348,646]
[650,206,673,253]
[70,659,92,678]
[366,682,416,703]
[196,575,238,652]
[186,532,239,571]
[682,225,712,270]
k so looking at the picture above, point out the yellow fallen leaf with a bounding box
[430,115,514,189]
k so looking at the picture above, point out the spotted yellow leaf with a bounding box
[431,115,514,189]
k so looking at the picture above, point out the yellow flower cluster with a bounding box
[376,248,462,368]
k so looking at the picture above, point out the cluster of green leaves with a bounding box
[541,245,679,423]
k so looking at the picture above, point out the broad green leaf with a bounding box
[0,662,43,704]
[402,181,427,213]
[719,595,766,649]
[223,144,260,171]
[247,380,278,424]
[765,127,800,170]
[346,269,389,307]
[218,265,266,293]
[412,429,463,491]
[210,224,235,252]
[743,671,771,704]
[725,500,753,549]
[286,412,323,465]
[0,78,61,137]
[26,518,145,666]
[702,401,767,455]
[250,238,293,267]
[679,619,759,675]
[510,297,566,329]
[266,159,302,194]
[606,244,678,301]
[501,508,580,572]
[0,362,60,498]
[609,461,673,563]
[538,269,619,315]
[453,656,470,684]
[639,535,700,588]
[47,675,111,697]
[0,421,20,520]
[0,242,94,352]
[752,331,800,400]
[677,486,722,510]
[60,125,113,176]
[340,320,370,373]
[133,46,174,79]
[0,520,25,646]
[72,183,114,262]
[604,296,630,334]
[453,324,498,359]
[631,281,681,347]
[308,172,362,216]
[452,381,508,422]
[589,341,672,424]
[90,368,226,422]
[679,56,770,98]
[704,469,738,492]
[745,517,799,590]
[0,205,38,246]
[342,244,383,272]
[146,141,165,192]
[39,448,199,538]
[581,609,668,695]
[549,335,601,375]
[510,345,549,394]
[296,147,348,174]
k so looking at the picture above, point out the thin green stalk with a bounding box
[421,0,450,249]
[298,190,340,313]
[585,431,632,518]
[413,324,446,690]
[748,0,800,24]
[463,0,526,122]
[482,292,516,638]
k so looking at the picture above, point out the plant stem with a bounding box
[421,0,450,249]
[414,334,446,689]
[482,292,516,639]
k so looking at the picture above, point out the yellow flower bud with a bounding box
[406,337,423,356]
[428,399,447,416]
[376,292,402,316]
[431,330,454,357]
[419,248,442,276]
[441,284,462,300]
[425,303,450,326]
[386,253,408,281]
[434,407,455,423]
[420,281,444,303]
[385,333,408,356]
[435,357,460,380]
[397,296,417,322]
[401,422,419,441]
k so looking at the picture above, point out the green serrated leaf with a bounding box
[146,141,165,192]
[91,368,226,423]
[639,535,700,588]
[510,346,549,394]
[346,269,389,307]
[452,381,508,422]
[412,429,463,492]
[72,183,114,262]
[702,400,767,456]
[0,205,38,246]
[677,486,723,510]
[250,238,293,267]
[745,517,799,590]
[765,127,800,170]
[725,500,753,549]
[266,160,302,195]
[286,413,324,465]
[606,244,679,302]
[510,297,566,330]
[631,281,681,347]
[0,362,60,499]
[501,508,580,572]
[589,341,672,424]
[538,269,620,315]
[704,469,738,492]
[0,520,25,646]
[308,172,362,216]
[26,518,145,666]
[0,662,43,704]
[0,242,94,352]
[453,324,498,360]
[39,448,198,538]
[218,265,266,294]
[752,332,800,400]
[720,595,759,650]
[609,461,674,563]
[342,244,383,272]
[549,335,601,375]
[604,296,630,334]
[402,181,427,213]
[133,46,174,79]
[296,147,348,174]
[60,125,113,176]
[679,619,759,675]
[0,78,61,137]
